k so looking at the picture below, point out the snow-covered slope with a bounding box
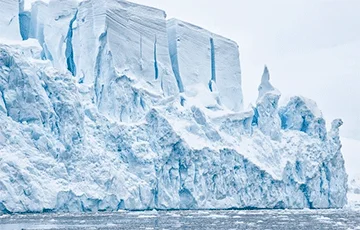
[0,0,348,213]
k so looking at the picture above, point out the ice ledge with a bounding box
[106,0,167,19]
[167,18,240,48]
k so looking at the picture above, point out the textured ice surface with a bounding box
[0,0,21,41]
[167,19,243,112]
[0,0,348,214]
[44,0,78,73]
[70,0,178,122]
[28,1,50,59]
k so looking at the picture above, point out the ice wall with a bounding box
[167,19,244,112]
[0,0,21,41]
[0,42,347,212]
[43,0,78,72]
[73,0,177,93]
[70,0,179,122]
[28,1,53,60]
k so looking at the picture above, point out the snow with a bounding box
[0,0,349,213]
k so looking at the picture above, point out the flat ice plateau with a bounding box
[0,0,348,213]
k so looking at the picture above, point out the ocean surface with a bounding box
[1,209,360,230]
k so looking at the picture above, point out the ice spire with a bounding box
[258,65,276,99]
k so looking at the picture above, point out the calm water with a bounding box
[1,209,360,230]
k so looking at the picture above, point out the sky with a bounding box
[26,0,360,140]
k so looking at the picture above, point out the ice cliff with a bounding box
[0,0,347,213]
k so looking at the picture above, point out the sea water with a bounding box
[1,209,360,230]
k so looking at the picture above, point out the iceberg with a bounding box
[0,0,347,213]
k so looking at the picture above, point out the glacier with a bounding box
[0,0,347,213]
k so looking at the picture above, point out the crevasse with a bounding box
[154,36,159,80]
[210,37,216,83]
[167,20,184,93]
[65,10,78,76]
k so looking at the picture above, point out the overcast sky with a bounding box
[26,0,360,139]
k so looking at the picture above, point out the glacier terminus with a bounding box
[0,0,347,214]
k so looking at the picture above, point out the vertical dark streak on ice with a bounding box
[18,0,30,41]
[19,12,31,40]
[300,183,314,208]
[210,37,216,82]
[209,37,216,92]
[323,162,332,206]
[167,25,184,93]
[94,30,108,106]
[154,36,159,80]
[65,10,78,76]
[1,90,9,116]
[139,34,143,70]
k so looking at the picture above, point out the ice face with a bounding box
[28,1,51,60]
[0,0,21,41]
[71,0,178,122]
[167,19,244,112]
[279,96,327,140]
[0,0,348,213]
[72,0,177,89]
[44,0,78,73]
